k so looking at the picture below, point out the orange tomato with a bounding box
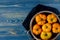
[35,14,46,25]
[40,31,52,40]
[52,23,60,33]
[42,23,51,32]
[33,24,42,35]
[47,14,57,23]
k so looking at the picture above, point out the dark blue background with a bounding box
[0,0,59,40]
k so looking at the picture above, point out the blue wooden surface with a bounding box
[0,0,59,40]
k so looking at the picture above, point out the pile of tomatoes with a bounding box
[32,13,60,40]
